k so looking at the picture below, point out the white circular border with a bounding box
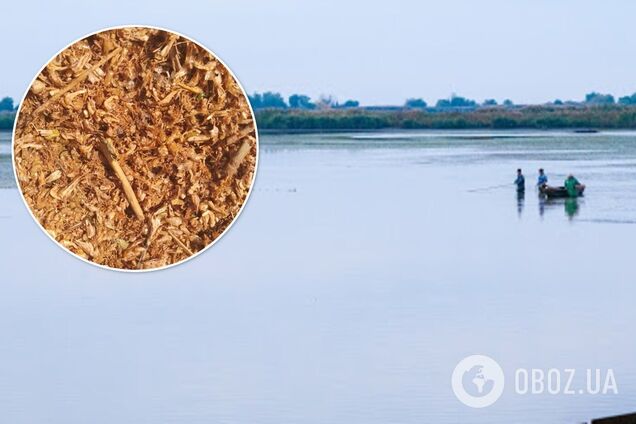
[451,354,505,408]
[11,24,260,273]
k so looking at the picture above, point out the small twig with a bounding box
[223,127,254,146]
[176,81,203,95]
[226,139,252,179]
[60,173,87,198]
[97,138,145,220]
[137,217,161,269]
[167,229,194,256]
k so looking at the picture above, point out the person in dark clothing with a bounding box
[514,169,525,192]
[537,168,548,187]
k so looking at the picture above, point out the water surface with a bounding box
[0,131,13,187]
[0,130,635,424]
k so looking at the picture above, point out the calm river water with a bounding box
[0,130,635,423]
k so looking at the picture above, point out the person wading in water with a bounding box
[537,168,548,187]
[514,169,525,192]
[564,174,585,197]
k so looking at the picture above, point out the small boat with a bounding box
[574,129,599,134]
[539,184,585,198]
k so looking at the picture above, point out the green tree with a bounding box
[248,93,262,108]
[585,92,615,104]
[436,95,476,108]
[618,93,636,105]
[248,92,287,109]
[404,98,427,108]
[339,99,360,108]
[0,97,14,111]
[288,94,316,109]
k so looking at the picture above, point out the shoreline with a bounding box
[256,127,606,135]
[5,127,636,138]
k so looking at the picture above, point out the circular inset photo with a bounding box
[12,26,258,271]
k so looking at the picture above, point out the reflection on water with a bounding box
[0,131,13,188]
[565,197,580,219]
[516,190,525,217]
[538,194,583,220]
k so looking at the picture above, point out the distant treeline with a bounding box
[249,92,491,110]
[255,106,636,131]
[250,90,636,130]
[6,91,636,132]
[249,92,360,110]
[248,90,636,111]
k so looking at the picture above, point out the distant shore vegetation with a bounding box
[255,106,636,131]
[5,91,636,131]
[251,91,636,131]
[0,96,16,130]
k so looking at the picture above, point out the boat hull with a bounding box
[539,184,585,198]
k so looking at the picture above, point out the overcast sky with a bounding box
[3,0,636,105]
